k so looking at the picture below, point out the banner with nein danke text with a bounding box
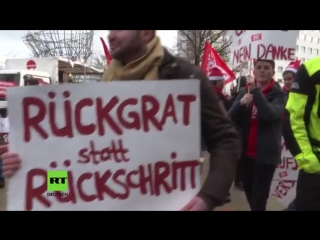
[231,30,299,66]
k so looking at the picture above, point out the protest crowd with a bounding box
[0,30,320,211]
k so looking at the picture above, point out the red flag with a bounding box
[100,37,112,65]
[201,42,236,84]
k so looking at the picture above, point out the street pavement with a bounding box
[0,152,285,211]
[200,151,284,211]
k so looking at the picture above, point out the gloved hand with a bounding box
[297,153,320,173]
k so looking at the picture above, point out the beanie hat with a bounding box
[284,59,301,73]
[208,67,225,81]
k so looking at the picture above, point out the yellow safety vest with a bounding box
[286,56,320,172]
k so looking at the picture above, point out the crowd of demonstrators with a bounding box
[1,30,319,212]
[283,56,320,211]
[0,30,241,211]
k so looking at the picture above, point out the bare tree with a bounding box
[177,30,232,66]
[91,54,106,70]
[232,61,248,75]
[167,44,179,57]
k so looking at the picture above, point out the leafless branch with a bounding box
[90,54,106,70]
[176,30,232,66]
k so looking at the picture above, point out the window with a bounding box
[301,58,305,62]
[318,38,320,44]
[301,46,306,53]
[315,49,319,55]
[277,66,283,73]
[0,74,20,86]
[304,35,306,40]
[307,35,312,41]
[308,47,312,54]
[300,34,305,40]
[313,37,318,43]
[0,73,21,99]
[28,75,51,85]
[296,45,299,52]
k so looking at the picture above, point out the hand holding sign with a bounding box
[181,195,208,211]
[240,94,253,106]
[0,145,21,177]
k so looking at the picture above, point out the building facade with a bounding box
[274,30,320,84]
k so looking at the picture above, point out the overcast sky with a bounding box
[0,30,177,62]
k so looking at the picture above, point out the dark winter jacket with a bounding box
[228,83,286,164]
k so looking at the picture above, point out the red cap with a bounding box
[208,67,225,81]
[284,59,301,73]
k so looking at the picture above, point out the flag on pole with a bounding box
[201,42,236,84]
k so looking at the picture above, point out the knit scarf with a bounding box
[212,85,227,101]
[102,36,164,82]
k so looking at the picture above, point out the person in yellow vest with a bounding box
[284,56,320,211]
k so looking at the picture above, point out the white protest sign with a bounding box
[231,30,299,66]
[269,138,298,207]
[7,81,201,211]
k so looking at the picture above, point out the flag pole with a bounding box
[236,61,244,93]
[247,58,255,92]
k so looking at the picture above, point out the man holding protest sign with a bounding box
[228,59,286,211]
[1,30,240,211]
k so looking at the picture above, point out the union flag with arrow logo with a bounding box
[201,42,236,84]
